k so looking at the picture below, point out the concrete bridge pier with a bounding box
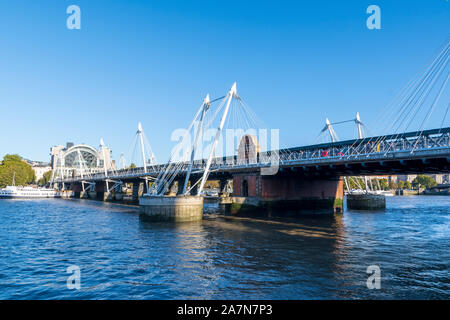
[218,179,232,205]
[230,172,344,216]
[102,190,114,202]
[140,195,204,222]
[93,183,106,201]
[347,193,386,210]
[79,191,89,199]
[132,181,140,202]
[88,190,97,200]
[219,179,230,197]
[71,182,88,199]
[114,190,124,201]
[131,179,148,203]
[102,180,123,202]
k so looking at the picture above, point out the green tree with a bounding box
[405,181,412,190]
[397,181,405,189]
[38,170,53,186]
[412,175,437,189]
[389,181,398,190]
[379,179,389,190]
[204,180,220,189]
[128,163,137,169]
[0,154,36,187]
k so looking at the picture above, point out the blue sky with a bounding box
[0,0,448,163]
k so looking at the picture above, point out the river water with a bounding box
[0,196,448,299]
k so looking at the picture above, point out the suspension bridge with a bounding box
[51,41,450,217]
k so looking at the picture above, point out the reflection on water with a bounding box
[0,196,448,299]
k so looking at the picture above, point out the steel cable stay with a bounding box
[350,42,449,155]
[378,41,450,138]
[411,72,450,152]
[337,41,450,159]
[356,44,448,156]
[149,93,222,196]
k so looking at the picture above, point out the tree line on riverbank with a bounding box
[0,154,36,187]
[344,175,438,191]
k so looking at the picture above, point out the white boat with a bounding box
[372,190,394,197]
[347,189,366,195]
[0,185,61,199]
[346,189,393,197]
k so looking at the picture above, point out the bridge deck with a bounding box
[57,127,450,183]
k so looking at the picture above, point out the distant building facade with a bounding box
[50,142,113,178]
[397,174,449,184]
[23,159,51,183]
[32,164,52,183]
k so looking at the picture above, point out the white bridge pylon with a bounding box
[127,122,158,191]
[197,83,237,195]
[148,82,240,197]
[182,94,211,195]
[319,112,366,142]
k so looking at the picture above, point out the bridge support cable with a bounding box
[402,54,449,134]
[357,42,448,156]
[412,72,450,152]
[385,43,448,142]
[120,122,157,179]
[440,102,450,132]
[147,82,265,196]
[148,92,223,196]
[341,41,450,159]
[379,42,450,137]
[182,94,211,195]
[370,43,448,155]
[391,45,449,134]
[118,154,126,170]
[198,83,237,195]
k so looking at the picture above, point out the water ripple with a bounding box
[0,196,448,299]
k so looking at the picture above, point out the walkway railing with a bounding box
[56,127,450,183]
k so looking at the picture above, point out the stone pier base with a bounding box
[103,192,113,201]
[139,196,204,222]
[228,196,343,216]
[347,194,386,210]
[80,191,89,199]
[61,190,74,199]
[231,174,344,216]
[218,196,233,205]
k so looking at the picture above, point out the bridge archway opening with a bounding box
[242,179,249,197]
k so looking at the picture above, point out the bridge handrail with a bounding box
[55,128,450,183]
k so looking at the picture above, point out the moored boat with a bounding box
[0,185,61,199]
